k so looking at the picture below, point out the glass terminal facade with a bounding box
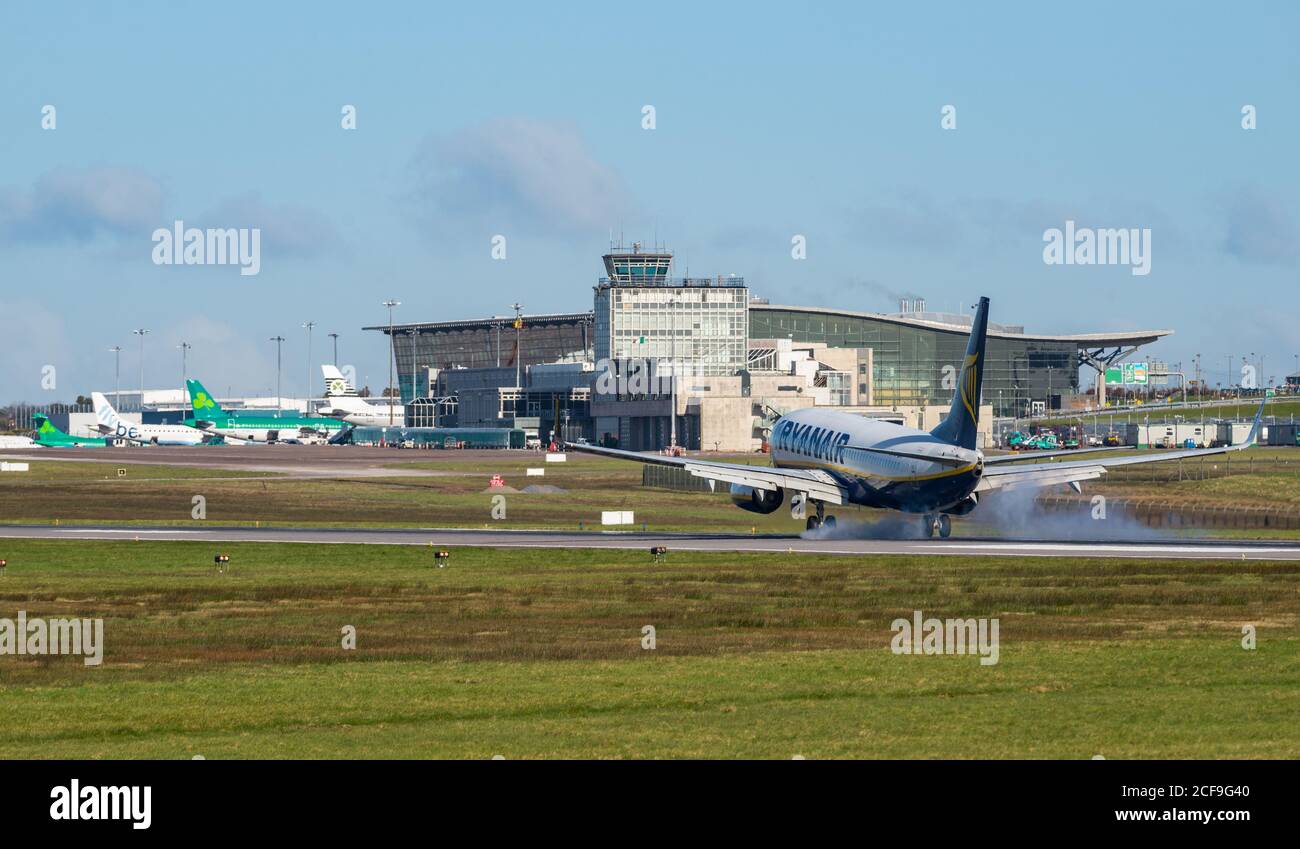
[365,313,593,403]
[749,305,1079,417]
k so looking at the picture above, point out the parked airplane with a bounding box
[569,296,1266,538]
[318,365,405,426]
[31,414,109,448]
[92,392,218,446]
[0,435,34,448]
[184,379,348,443]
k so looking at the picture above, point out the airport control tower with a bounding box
[600,242,673,284]
[593,242,748,376]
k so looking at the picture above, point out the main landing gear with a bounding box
[922,513,951,539]
[805,502,836,531]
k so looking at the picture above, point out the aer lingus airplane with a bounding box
[568,296,1266,538]
[31,414,109,448]
[317,364,405,427]
[184,379,348,443]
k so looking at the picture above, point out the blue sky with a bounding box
[2,1,1297,402]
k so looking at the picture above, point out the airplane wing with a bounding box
[565,443,850,505]
[976,399,1266,493]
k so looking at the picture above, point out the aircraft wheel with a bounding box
[938,515,952,538]
[805,516,822,531]
[823,515,837,529]
[922,515,935,538]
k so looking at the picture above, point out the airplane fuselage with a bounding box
[321,406,405,427]
[102,422,208,446]
[188,416,346,443]
[769,408,983,514]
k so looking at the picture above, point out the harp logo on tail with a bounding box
[961,352,979,422]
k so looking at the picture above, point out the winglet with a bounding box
[1242,397,1267,447]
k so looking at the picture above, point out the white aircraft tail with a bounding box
[322,364,358,398]
[92,392,125,433]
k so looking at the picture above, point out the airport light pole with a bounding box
[303,321,316,409]
[511,303,524,391]
[382,300,400,425]
[108,346,122,410]
[668,294,677,450]
[270,336,286,409]
[178,341,191,383]
[328,333,339,366]
[131,329,148,408]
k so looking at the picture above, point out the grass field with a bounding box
[1037,397,1300,427]
[3,448,1299,534]
[0,540,1296,758]
[0,455,807,532]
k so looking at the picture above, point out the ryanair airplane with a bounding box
[569,296,1265,538]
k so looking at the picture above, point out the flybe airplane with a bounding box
[569,296,1266,538]
[31,414,109,448]
[92,392,217,446]
[184,379,349,443]
[317,365,405,426]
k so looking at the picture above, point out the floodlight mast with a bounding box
[383,300,401,426]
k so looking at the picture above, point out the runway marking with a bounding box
[56,528,206,535]
[942,542,1296,555]
[2,526,1298,560]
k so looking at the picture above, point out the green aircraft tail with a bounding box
[186,379,227,421]
[33,413,62,437]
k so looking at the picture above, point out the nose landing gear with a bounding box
[922,513,952,538]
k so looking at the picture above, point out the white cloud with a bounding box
[0,166,164,243]
[407,117,634,238]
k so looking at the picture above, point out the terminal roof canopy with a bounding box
[752,303,1172,348]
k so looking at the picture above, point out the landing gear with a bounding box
[805,501,831,531]
[921,514,952,539]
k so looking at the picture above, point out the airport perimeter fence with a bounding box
[5,403,95,432]
[1086,451,1299,483]
[1032,494,1300,531]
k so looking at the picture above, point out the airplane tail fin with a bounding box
[931,296,989,451]
[33,413,65,437]
[92,391,121,432]
[186,378,226,419]
[322,364,357,397]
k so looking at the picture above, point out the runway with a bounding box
[2,523,1299,559]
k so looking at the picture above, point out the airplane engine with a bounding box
[729,483,784,514]
[944,495,979,516]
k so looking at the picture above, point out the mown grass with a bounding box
[0,460,272,483]
[1039,398,1300,426]
[4,449,1300,534]
[0,540,1296,758]
[0,456,805,532]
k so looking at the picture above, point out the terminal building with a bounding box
[365,247,1169,450]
